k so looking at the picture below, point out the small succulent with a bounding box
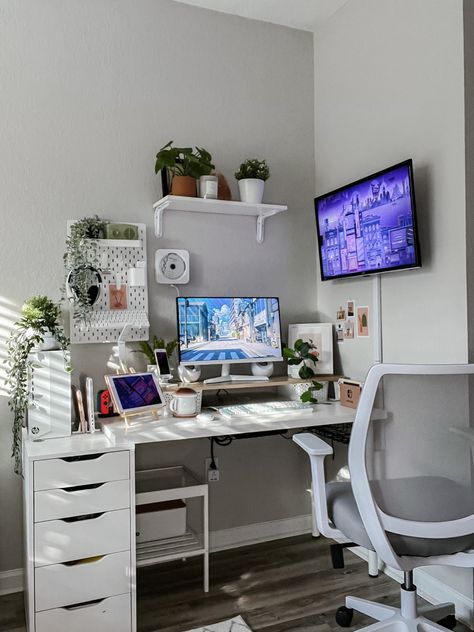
[235,158,270,181]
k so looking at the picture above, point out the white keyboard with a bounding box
[217,400,314,420]
[87,310,150,329]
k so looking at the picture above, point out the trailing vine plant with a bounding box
[283,338,323,403]
[63,215,108,322]
[6,296,70,473]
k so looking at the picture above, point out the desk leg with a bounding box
[204,491,209,593]
[311,483,320,537]
[368,550,379,577]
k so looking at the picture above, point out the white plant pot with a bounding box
[36,333,60,351]
[238,178,265,204]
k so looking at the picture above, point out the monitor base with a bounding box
[203,374,270,384]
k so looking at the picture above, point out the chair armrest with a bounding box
[293,432,333,456]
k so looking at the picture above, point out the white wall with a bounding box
[313,0,473,603]
[314,0,467,373]
[0,0,316,573]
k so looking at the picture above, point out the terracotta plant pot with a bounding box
[171,175,197,197]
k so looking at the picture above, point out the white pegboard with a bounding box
[68,222,149,344]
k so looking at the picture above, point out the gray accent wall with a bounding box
[313,0,472,603]
[0,0,316,573]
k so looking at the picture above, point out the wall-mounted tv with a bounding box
[315,159,421,281]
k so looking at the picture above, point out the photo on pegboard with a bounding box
[343,317,354,339]
[347,299,355,318]
[336,306,346,321]
[109,283,128,310]
[336,322,344,342]
[357,306,369,337]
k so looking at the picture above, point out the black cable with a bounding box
[209,437,216,469]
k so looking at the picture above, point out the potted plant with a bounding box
[283,338,323,403]
[155,141,215,197]
[6,296,70,473]
[64,215,108,322]
[234,158,270,204]
[137,335,178,366]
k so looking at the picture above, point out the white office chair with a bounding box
[294,363,474,632]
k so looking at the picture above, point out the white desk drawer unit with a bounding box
[34,450,130,490]
[35,479,130,521]
[35,593,131,632]
[35,508,131,566]
[35,551,131,611]
[25,448,135,632]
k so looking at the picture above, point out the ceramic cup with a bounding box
[170,387,200,417]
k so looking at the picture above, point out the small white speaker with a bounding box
[251,362,274,378]
[178,365,201,383]
[155,249,190,284]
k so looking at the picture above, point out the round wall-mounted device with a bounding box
[155,249,190,284]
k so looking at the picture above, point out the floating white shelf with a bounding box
[153,195,287,244]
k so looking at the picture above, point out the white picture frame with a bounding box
[287,323,334,377]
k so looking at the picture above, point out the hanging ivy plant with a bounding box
[6,296,70,473]
[63,215,108,321]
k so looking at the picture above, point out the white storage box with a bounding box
[136,499,186,543]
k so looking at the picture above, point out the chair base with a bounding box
[342,585,455,632]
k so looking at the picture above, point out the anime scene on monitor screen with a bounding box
[316,163,417,279]
[178,297,282,363]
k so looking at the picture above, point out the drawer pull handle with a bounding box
[62,512,104,523]
[61,453,105,462]
[63,555,104,566]
[63,482,104,493]
[63,598,105,611]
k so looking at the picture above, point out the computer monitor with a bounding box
[176,297,283,383]
[315,159,421,281]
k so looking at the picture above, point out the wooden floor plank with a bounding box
[0,534,468,632]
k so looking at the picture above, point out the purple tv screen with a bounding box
[315,160,421,280]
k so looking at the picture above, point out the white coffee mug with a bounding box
[170,387,200,417]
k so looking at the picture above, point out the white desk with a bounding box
[23,401,382,632]
[100,401,377,445]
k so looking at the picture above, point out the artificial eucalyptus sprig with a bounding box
[63,215,108,321]
[5,296,70,473]
[283,338,323,403]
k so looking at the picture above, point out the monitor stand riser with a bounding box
[203,362,271,384]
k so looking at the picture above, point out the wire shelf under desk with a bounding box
[136,530,205,567]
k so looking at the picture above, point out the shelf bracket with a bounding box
[154,200,171,238]
[257,210,279,244]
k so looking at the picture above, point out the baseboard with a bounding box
[210,514,313,552]
[351,547,474,629]
[0,568,23,596]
